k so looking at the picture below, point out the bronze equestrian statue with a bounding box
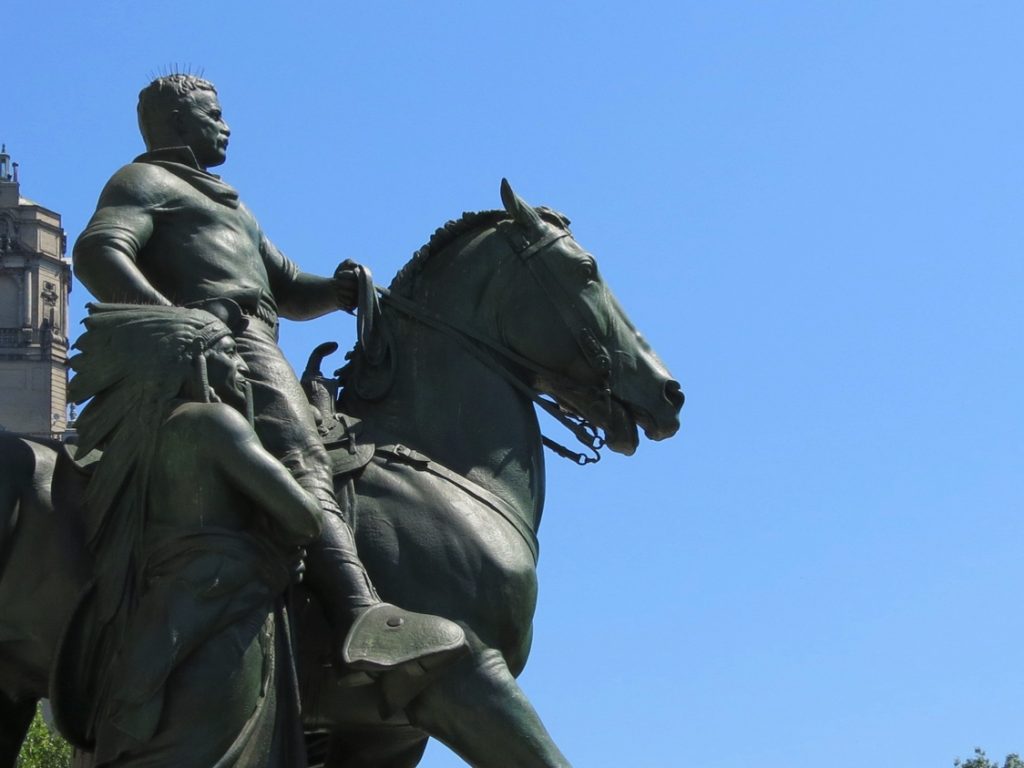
[72,74,467,697]
[0,73,683,767]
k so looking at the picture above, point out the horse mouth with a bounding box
[603,397,640,456]
[551,387,679,458]
[595,396,680,456]
[553,391,640,457]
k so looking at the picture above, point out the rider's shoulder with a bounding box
[98,162,176,206]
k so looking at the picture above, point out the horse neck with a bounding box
[352,253,545,531]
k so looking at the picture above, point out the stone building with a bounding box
[0,145,71,438]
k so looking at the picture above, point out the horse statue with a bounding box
[0,181,682,767]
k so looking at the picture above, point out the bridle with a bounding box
[500,223,614,381]
[350,221,614,465]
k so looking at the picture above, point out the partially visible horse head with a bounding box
[495,180,683,455]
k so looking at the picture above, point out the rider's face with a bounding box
[176,90,231,169]
[204,336,249,408]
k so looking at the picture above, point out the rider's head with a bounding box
[137,75,230,169]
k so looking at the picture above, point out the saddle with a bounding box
[319,413,375,479]
[301,343,375,484]
[303,344,540,563]
[317,408,540,566]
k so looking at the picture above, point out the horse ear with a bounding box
[500,178,517,212]
[500,178,545,234]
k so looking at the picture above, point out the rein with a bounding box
[504,228,613,379]
[351,245,608,465]
[376,286,605,465]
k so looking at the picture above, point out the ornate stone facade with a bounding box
[0,146,71,438]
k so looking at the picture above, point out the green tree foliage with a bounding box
[955,748,1024,768]
[15,704,71,768]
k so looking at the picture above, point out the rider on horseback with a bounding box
[72,74,465,690]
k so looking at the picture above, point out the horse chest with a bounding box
[351,457,539,630]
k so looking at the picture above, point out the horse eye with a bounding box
[578,260,596,281]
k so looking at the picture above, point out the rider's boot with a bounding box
[304,510,467,681]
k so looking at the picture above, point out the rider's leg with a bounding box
[306,508,463,674]
[235,322,465,672]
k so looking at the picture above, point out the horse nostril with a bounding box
[663,379,684,411]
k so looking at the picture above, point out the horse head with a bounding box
[336,180,682,464]
[494,180,683,456]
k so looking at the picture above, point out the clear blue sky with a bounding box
[3,2,1022,766]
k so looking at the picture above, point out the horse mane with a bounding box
[388,210,507,295]
[338,203,572,401]
[388,206,572,295]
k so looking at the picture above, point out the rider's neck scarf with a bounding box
[133,147,241,209]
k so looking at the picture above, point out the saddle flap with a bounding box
[327,441,375,477]
[322,413,375,477]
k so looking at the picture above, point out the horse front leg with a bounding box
[406,648,571,768]
[0,692,37,768]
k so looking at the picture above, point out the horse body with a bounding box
[306,190,681,765]
[0,437,91,697]
[0,183,681,767]
[0,434,91,764]
[343,220,548,665]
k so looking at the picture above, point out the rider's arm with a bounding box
[261,234,357,320]
[73,165,173,306]
[206,404,323,545]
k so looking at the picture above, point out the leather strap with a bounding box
[379,287,604,464]
[375,443,539,564]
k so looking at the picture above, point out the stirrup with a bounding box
[341,603,466,673]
